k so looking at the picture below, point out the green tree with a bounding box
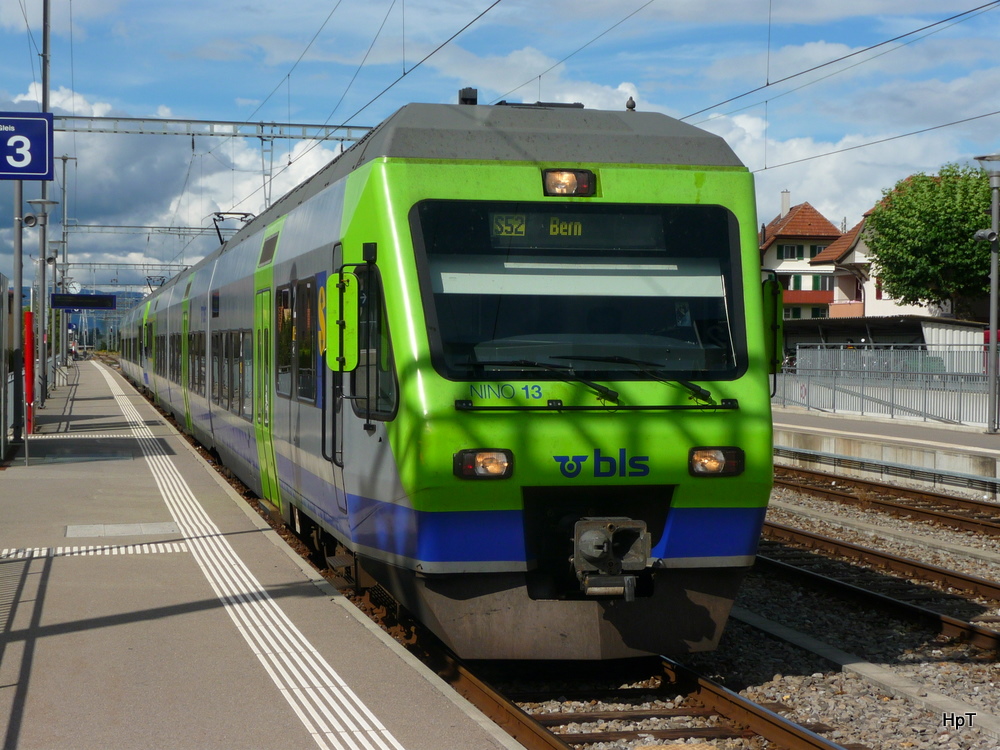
[863,163,991,318]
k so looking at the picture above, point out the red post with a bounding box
[24,311,34,434]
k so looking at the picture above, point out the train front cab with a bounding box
[324,157,780,660]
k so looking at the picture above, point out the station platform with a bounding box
[0,361,523,750]
[773,406,1000,496]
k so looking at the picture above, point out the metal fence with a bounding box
[772,344,989,427]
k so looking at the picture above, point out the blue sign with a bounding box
[0,112,54,180]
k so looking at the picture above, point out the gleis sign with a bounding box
[0,112,54,181]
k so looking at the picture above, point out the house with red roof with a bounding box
[759,191,843,321]
[808,213,946,319]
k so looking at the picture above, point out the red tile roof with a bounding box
[760,202,842,251]
[810,218,864,264]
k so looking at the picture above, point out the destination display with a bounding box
[489,210,665,251]
[50,293,117,310]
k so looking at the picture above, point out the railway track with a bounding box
[774,465,1000,536]
[431,651,862,750]
[763,466,1000,651]
[756,534,1000,651]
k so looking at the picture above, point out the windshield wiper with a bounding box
[472,359,619,402]
[552,354,713,402]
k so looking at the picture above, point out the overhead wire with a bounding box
[752,109,1000,174]
[681,0,1000,121]
[15,0,40,107]
[206,2,345,157]
[489,0,657,104]
[224,0,503,213]
[693,3,996,128]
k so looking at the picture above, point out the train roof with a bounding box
[224,102,745,249]
[347,102,744,169]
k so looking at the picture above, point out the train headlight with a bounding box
[454,449,514,479]
[542,168,595,196]
[689,447,745,477]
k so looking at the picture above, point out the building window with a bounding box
[783,306,802,320]
[810,245,827,258]
[778,244,804,260]
[810,307,828,318]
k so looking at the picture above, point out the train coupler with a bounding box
[573,517,651,601]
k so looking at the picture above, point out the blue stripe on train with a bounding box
[346,497,766,563]
[273,455,766,564]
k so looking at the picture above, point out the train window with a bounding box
[220,333,229,408]
[350,268,397,419]
[295,280,316,402]
[170,333,181,384]
[275,286,293,396]
[241,330,253,420]
[228,331,240,414]
[201,332,207,396]
[155,334,166,377]
[188,332,197,391]
[410,200,746,382]
[211,332,222,404]
[259,233,279,267]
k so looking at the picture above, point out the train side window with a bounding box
[170,333,181,383]
[187,332,195,390]
[241,330,253,420]
[295,279,316,402]
[228,330,241,414]
[275,286,293,396]
[222,331,233,411]
[211,332,222,404]
[155,334,165,376]
[351,269,397,419]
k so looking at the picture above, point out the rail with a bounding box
[774,467,1000,535]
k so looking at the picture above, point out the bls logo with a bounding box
[554,449,650,479]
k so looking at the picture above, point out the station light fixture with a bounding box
[454,449,514,479]
[542,169,595,196]
[688,447,745,477]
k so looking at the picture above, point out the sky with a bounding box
[1,0,1000,292]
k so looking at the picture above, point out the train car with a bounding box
[120,96,781,660]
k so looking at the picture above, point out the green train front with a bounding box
[327,103,775,660]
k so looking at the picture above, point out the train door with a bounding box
[328,243,348,515]
[253,221,284,509]
[254,288,280,506]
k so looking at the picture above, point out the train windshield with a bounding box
[410,201,746,381]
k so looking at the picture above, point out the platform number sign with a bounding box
[0,112,54,181]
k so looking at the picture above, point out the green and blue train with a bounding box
[119,97,782,660]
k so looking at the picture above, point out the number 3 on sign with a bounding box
[5,135,32,167]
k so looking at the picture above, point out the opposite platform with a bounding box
[0,361,523,750]
[773,406,1000,496]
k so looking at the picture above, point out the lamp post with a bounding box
[48,239,66,368]
[27,198,58,409]
[977,154,1000,434]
